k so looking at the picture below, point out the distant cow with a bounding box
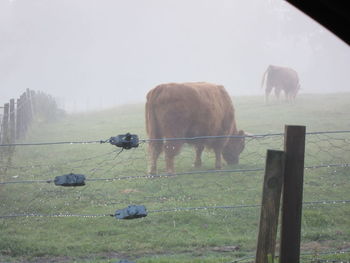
[261,65,300,103]
[145,82,245,174]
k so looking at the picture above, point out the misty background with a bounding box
[1,0,349,112]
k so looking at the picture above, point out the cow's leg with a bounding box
[214,148,222,170]
[265,86,272,104]
[284,90,289,102]
[164,154,175,174]
[291,91,297,104]
[164,141,183,174]
[275,88,281,100]
[194,144,204,168]
[148,140,163,175]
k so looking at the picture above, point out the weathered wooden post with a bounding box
[9,99,15,143]
[1,103,9,144]
[26,88,33,123]
[21,92,28,136]
[16,97,22,139]
[19,93,25,137]
[279,125,306,263]
[30,90,36,116]
[255,150,285,263]
[23,92,28,134]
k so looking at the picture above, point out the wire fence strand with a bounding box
[1,199,349,219]
[0,140,107,147]
[1,130,349,147]
[2,164,349,185]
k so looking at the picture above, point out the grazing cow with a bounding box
[261,65,300,103]
[145,82,245,174]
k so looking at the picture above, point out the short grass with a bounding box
[0,93,350,263]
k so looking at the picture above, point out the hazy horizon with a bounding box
[1,0,349,112]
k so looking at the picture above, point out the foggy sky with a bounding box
[1,0,349,112]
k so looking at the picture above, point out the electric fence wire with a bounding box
[0,168,265,185]
[1,199,349,219]
[1,130,347,177]
[1,130,349,147]
[0,139,106,147]
[1,163,349,185]
[1,130,347,179]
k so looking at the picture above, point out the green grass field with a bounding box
[1,93,350,263]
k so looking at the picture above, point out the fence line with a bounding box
[0,139,106,147]
[1,163,348,185]
[142,130,350,142]
[1,129,348,182]
[0,213,113,219]
[0,168,256,185]
[1,130,350,147]
[1,129,349,261]
[1,129,348,181]
[1,199,349,219]
[0,89,61,145]
[304,163,350,169]
[306,130,350,135]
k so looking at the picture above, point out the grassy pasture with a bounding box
[0,93,350,262]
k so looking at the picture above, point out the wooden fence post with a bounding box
[9,99,15,143]
[16,97,22,140]
[26,88,33,123]
[22,92,28,135]
[279,125,306,263]
[1,103,9,144]
[30,90,36,115]
[255,150,285,263]
[19,93,26,138]
[21,92,28,136]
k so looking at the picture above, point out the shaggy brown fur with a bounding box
[145,82,245,174]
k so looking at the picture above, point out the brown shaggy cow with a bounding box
[145,82,245,174]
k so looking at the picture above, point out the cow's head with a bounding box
[222,130,245,165]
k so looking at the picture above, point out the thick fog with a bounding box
[1,0,349,112]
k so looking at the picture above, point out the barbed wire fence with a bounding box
[0,131,349,262]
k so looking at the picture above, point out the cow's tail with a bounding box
[261,66,270,90]
[145,94,152,137]
[145,90,158,139]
